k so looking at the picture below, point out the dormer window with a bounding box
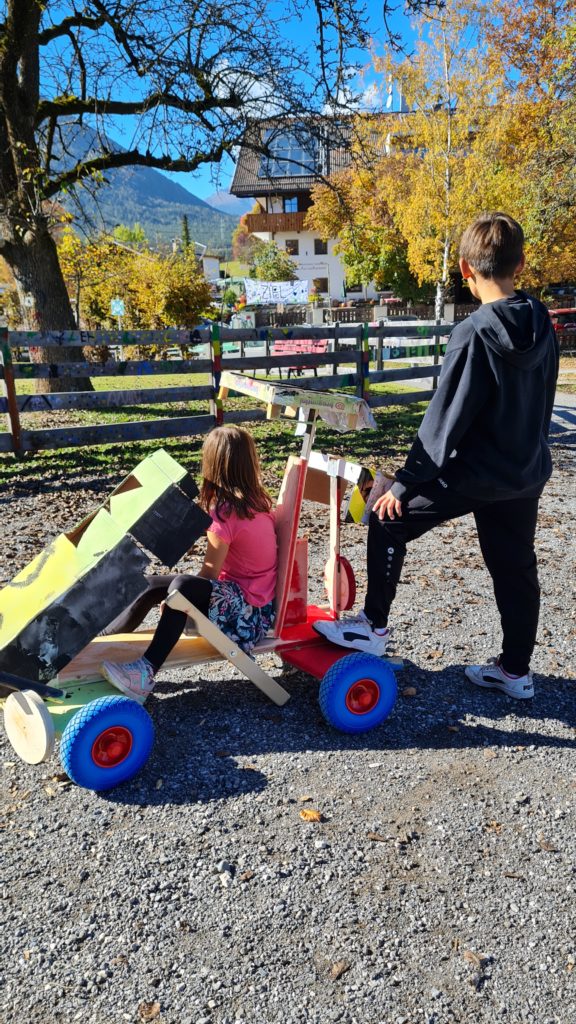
[258,127,319,178]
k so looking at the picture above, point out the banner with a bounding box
[244,279,310,305]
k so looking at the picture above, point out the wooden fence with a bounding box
[0,322,452,456]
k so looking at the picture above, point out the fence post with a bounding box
[0,329,23,455]
[358,321,366,401]
[210,323,224,425]
[376,321,384,372]
[355,323,370,400]
[333,321,339,375]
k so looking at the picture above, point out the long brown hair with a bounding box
[199,426,272,519]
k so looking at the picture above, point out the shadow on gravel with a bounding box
[99,662,575,808]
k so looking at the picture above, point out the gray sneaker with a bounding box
[465,658,534,700]
[101,657,156,704]
[313,611,390,657]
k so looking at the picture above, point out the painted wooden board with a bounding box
[16,385,213,412]
[284,537,308,626]
[12,359,212,379]
[224,355,335,373]
[20,414,215,452]
[370,365,442,384]
[8,329,211,348]
[370,391,435,408]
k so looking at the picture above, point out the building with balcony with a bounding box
[230,122,379,302]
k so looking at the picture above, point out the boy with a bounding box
[314,212,559,699]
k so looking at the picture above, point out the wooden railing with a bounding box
[245,211,308,233]
[0,323,452,455]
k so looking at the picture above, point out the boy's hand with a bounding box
[373,489,403,520]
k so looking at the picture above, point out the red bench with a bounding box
[271,337,329,378]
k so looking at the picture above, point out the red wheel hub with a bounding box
[91,726,133,768]
[345,678,380,715]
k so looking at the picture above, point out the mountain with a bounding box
[205,191,253,217]
[55,125,240,255]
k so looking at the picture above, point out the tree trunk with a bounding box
[4,224,94,393]
[434,279,447,323]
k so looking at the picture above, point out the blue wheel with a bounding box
[60,696,154,791]
[319,653,397,734]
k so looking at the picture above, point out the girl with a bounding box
[101,426,277,703]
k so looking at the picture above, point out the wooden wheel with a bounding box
[324,555,357,612]
[3,690,55,764]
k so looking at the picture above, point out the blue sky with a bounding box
[164,1,418,200]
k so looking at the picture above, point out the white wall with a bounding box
[251,224,378,301]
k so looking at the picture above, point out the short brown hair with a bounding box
[459,212,524,279]
[199,425,271,519]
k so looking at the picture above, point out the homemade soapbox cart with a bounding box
[1,375,400,790]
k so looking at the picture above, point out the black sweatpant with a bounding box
[102,573,213,672]
[364,479,541,676]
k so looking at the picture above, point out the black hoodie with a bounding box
[391,291,559,502]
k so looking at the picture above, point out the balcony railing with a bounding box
[245,211,308,233]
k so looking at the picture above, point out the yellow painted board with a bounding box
[0,510,126,649]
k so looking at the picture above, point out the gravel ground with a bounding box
[1,417,575,1024]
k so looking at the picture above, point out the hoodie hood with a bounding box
[469,290,552,369]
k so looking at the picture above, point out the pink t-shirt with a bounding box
[209,507,277,608]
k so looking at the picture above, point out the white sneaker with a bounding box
[465,658,534,700]
[313,611,390,657]
[101,658,156,704]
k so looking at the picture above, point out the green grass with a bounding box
[0,400,428,490]
[0,358,430,488]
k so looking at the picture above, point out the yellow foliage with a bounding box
[57,229,214,337]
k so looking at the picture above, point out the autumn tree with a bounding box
[471,0,576,289]
[307,168,431,301]
[251,241,298,282]
[0,0,373,395]
[231,208,260,264]
[373,5,511,318]
[0,0,449,390]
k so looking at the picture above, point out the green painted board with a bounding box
[46,678,125,735]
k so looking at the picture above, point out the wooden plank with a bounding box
[8,328,211,348]
[19,413,215,452]
[165,591,291,706]
[370,365,442,384]
[223,352,355,372]
[273,456,308,637]
[6,324,451,352]
[369,390,435,407]
[59,632,223,680]
[16,385,213,412]
[11,358,212,379]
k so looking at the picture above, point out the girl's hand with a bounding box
[373,489,403,520]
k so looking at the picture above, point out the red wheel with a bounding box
[324,555,357,611]
[345,678,381,714]
[91,726,133,767]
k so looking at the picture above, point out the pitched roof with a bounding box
[230,118,389,197]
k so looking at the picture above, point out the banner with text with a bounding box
[244,279,310,305]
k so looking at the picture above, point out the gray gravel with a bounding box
[1,426,575,1024]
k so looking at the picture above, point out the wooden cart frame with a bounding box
[2,375,400,787]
